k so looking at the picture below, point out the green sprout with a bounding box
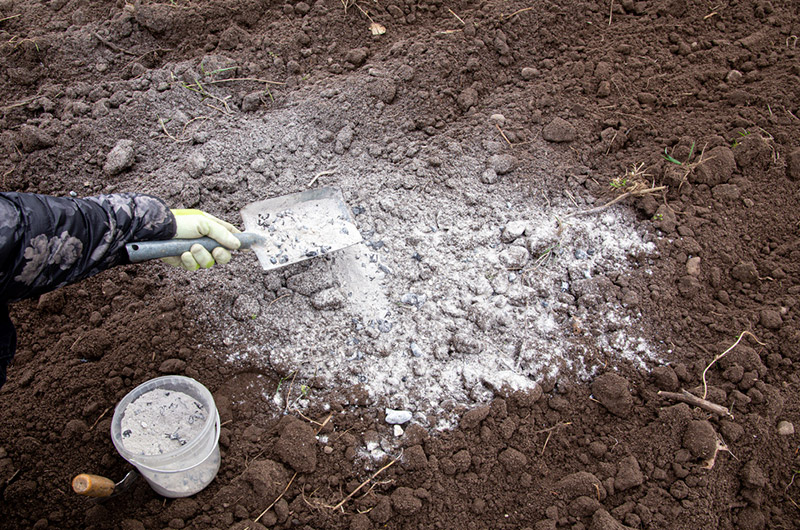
[663,141,695,165]
[610,176,628,189]
[276,371,296,393]
[731,130,750,148]
[534,244,559,269]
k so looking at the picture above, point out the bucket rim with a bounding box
[111,375,218,467]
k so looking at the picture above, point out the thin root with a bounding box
[332,455,399,510]
[250,472,297,527]
[701,331,764,399]
[89,407,111,431]
[308,169,336,187]
[569,186,666,217]
[501,6,534,19]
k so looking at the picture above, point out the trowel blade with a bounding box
[241,187,363,271]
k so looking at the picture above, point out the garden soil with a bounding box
[1,0,800,529]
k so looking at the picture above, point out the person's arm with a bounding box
[0,192,176,303]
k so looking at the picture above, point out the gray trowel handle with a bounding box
[125,232,265,263]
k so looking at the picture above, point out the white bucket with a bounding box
[111,375,221,498]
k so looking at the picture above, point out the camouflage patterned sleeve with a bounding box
[0,192,176,388]
[0,192,176,304]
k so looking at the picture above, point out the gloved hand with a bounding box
[162,209,241,271]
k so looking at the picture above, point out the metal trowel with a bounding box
[126,188,363,271]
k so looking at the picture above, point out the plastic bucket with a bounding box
[111,375,221,498]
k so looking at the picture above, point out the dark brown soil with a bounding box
[2,0,800,529]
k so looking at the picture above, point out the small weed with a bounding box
[663,141,695,165]
[181,78,233,113]
[534,244,559,269]
[199,64,237,78]
[662,142,714,192]
[7,35,40,52]
[731,130,750,148]
[611,163,651,192]
[652,213,663,221]
[609,176,628,190]
[300,384,310,398]
[276,371,296,393]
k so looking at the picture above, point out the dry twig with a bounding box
[568,186,666,217]
[495,124,512,146]
[267,293,292,308]
[658,389,732,417]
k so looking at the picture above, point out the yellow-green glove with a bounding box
[162,209,241,271]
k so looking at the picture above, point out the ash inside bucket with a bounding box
[120,389,207,455]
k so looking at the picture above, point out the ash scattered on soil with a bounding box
[2,0,800,528]
[118,64,661,421]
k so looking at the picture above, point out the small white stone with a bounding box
[394,425,404,437]
[489,113,506,125]
[778,420,795,436]
[385,408,413,424]
[686,256,701,276]
[502,220,528,243]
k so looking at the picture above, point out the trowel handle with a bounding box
[125,232,266,263]
[72,474,115,497]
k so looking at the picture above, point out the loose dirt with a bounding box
[1,0,799,529]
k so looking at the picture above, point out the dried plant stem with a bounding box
[332,457,398,510]
[701,331,764,399]
[501,6,534,19]
[569,186,666,217]
[448,8,465,25]
[204,77,284,86]
[308,169,335,187]
[89,407,111,431]
[249,472,297,527]
[495,124,512,146]
[267,293,291,308]
[93,32,137,56]
[658,389,732,417]
[537,422,572,455]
